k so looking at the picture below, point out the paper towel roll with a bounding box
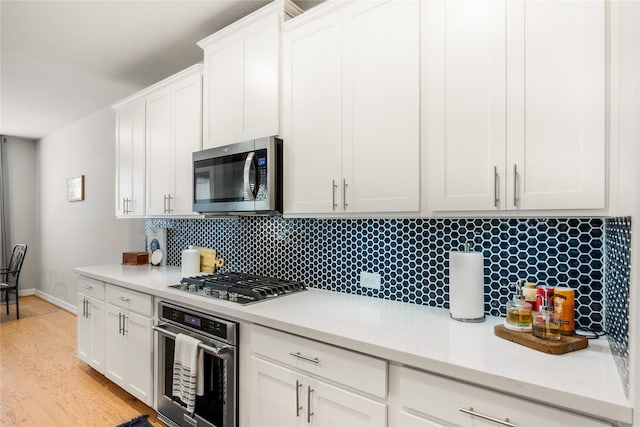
[449,251,485,322]
[181,246,200,278]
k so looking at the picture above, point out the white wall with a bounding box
[2,136,38,293]
[37,107,145,307]
[610,1,640,424]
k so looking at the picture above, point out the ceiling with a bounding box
[0,0,317,140]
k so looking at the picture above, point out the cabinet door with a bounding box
[76,296,90,364]
[283,11,343,214]
[203,39,240,149]
[312,379,386,427]
[115,99,145,216]
[250,356,302,427]
[145,86,173,216]
[172,73,202,215]
[424,0,506,212]
[86,297,105,373]
[104,306,127,385]
[239,13,280,141]
[342,0,420,213]
[506,0,605,210]
[123,311,153,405]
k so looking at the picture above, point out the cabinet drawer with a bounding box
[250,325,387,398]
[77,276,105,300]
[106,284,152,316]
[390,365,612,427]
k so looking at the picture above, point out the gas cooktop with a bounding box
[169,272,307,305]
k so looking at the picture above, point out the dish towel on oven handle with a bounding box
[172,333,204,415]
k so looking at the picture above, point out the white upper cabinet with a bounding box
[425,0,605,213]
[283,0,421,215]
[198,0,302,149]
[283,9,343,214]
[114,98,146,217]
[145,66,202,216]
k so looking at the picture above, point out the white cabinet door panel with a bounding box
[283,11,343,214]
[250,356,302,427]
[115,99,145,216]
[124,311,153,405]
[105,306,127,384]
[204,40,240,148]
[506,0,605,210]
[313,379,386,427]
[342,0,420,213]
[145,87,172,216]
[424,0,506,211]
[240,14,280,140]
[173,73,202,215]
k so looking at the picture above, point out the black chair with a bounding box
[0,244,27,319]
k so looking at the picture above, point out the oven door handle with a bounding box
[153,324,233,358]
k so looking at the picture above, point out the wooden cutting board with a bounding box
[191,246,225,273]
[494,324,588,355]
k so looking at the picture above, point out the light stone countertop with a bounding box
[74,264,632,425]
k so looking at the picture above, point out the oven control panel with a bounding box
[159,302,236,345]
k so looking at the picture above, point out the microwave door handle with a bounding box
[243,152,256,201]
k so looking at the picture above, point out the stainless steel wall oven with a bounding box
[154,301,238,427]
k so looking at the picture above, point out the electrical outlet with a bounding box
[360,271,381,290]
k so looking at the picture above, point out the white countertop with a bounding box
[75,264,632,424]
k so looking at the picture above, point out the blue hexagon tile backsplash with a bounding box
[146,216,615,331]
[147,215,631,394]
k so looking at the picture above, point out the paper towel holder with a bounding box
[449,245,486,323]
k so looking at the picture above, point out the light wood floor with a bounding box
[0,296,163,426]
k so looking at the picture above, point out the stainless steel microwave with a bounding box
[192,137,282,215]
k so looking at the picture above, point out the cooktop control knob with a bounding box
[188,284,198,293]
[219,290,228,300]
[229,292,238,302]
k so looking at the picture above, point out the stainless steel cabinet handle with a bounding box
[163,195,167,214]
[83,284,93,290]
[493,166,499,208]
[342,179,348,209]
[86,300,91,317]
[119,296,131,303]
[122,315,127,335]
[82,299,86,317]
[167,194,173,213]
[243,152,256,201]
[307,386,314,423]
[332,180,338,211]
[459,407,517,427]
[289,352,320,364]
[513,164,519,207]
[295,380,302,417]
[123,198,128,214]
[118,313,123,334]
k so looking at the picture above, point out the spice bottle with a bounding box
[554,287,575,335]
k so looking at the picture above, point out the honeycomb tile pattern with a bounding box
[146,217,605,331]
[604,217,631,397]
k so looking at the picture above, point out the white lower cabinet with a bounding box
[248,325,387,427]
[103,284,154,406]
[77,277,106,373]
[388,365,613,427]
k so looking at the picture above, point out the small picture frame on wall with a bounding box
[67,175,85,202]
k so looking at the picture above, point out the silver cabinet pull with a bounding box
[493,166,499,208]
[163,195,167,214]
[289,352,320,364]
[295,380,302,417]
[122,314,128,335]
[122,198,128,214]
[86,300,91,317]
[119,296,131,303]
[459,407,517,427]
[118,313,123,334]
[167,194,173,213]
[243,152,256,201]
[332,180,338,211]
[82,299,86,318]
[513,164,519,207]
[342,179,348,209]
[83,284,93,290]
[307,386,314,423]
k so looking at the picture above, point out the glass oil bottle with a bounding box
[504,280,533,332]
[532,288,561,340]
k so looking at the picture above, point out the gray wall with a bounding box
[37,107,145,308]
[2,136,38,293]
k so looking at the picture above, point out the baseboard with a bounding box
[18,288,36,296]
[34,290,77,314]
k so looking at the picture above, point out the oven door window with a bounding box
[164,337,227,427]
[194,150,266,203]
